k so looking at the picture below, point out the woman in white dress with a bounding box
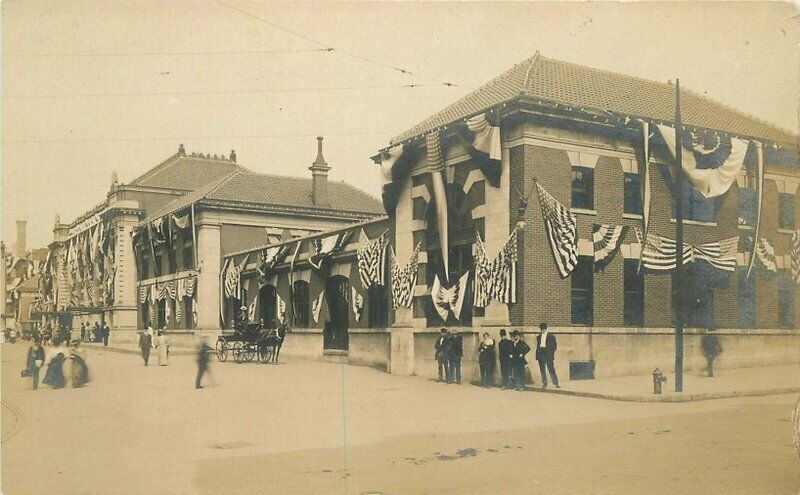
[156,330,169,366]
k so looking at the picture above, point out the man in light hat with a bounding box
[535,323,559,388]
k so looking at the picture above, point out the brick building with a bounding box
[41,139,384,343]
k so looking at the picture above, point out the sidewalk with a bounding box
[82,341,195,356]
[527,364,800,402]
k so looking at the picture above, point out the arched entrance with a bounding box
[259,285,277,329]
[324,276,349,351]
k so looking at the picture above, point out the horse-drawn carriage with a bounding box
[216,323,281,363]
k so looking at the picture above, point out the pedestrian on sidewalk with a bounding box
[80,323,86,343]
[102,323,110,347]
[21,339,45,390]
[510,330,530,391]
[701,327,722,378]
[156,330,169,366]
[535,323,559,389]
[435,328,449,382]
[69,341,90,388]
[449,331,463,384]
[478,332,495,388]
[195,338,213,389]
[498,329,513,389]
[93,322,101,343]
[139,327,154,366]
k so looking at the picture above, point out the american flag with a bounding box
[473,235,491,308]
[592,224,628,268]
[641,231,738,272]
[224,253,250,298]
[536,183,578,278]
[694,237,738,272]
[791,231,800,284]
[390,243,421,309]
[357,231,388,289]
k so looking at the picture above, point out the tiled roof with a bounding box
[142,171,384,224]
[392,52,797,145]
[129,153,249,190]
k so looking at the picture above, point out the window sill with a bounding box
[669,218,717,227]
[738,224,755,230]
[572,208,597,216]
[622,213,643,220]
[778,228,796,235]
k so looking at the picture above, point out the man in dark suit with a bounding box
[449,332,463,384]
[434,328,449,382]
[510,330,530,391]
[701,327,722,377]
[497,329,513,389]
[535,323,559,388]
[102,323,110,347]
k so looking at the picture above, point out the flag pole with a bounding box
[674,79,685,393]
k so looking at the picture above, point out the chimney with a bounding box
[308,136,331,207]
[15,220,26,258]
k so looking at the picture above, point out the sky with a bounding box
[2,0,798,249]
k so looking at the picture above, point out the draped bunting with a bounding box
[427,131,450,282]
[351,287,364,322]
[277,293,287,323]
[309,231,352,271]
[473,230,518,307]
[791,232,800,284]
[390,243,421,310]
[431,271,470,321]
[257,245,289,282]
[224,253,250,299]
[312,290,325,323]
[747,142,765,279]
[656,124,749,199]
[593,224,629,269]
[172,211,191,230]
[150,217,168,246]
[640,121,652,260]
[465,113,502,187]
[248,294,258,322]
[755,237,777,272]
[536,182,578,278]
[640,231,738,272]
[357,230,388,289]
[184,276,197,297]
[175,278,186,324]
[379,145,405,214]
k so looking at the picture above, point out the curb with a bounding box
[525,385,800,402]
[82,344,194,356]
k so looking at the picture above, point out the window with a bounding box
[623,173,642,215]
[779,193,795,230]
[623,259,644,326]
[167,247,177,274]
[674,188,717,223]
[738,188,757,227]
[292,281,310,327]
[738,268,756,328]
[571,256,593,325]
[368,285,389,328]
[571,167,594,210]
[778,276,795,328]
[183,240,194,270]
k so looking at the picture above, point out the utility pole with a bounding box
[674,79,685,393]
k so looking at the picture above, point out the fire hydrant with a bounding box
[652,368,667,395]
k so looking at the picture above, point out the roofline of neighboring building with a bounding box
[224,215,390,259]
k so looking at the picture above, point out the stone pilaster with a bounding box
[196,221,222,329]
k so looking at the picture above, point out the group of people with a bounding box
[21,338,89,390]
[79,322,110,346]
[436,323,560,391]
[138,327,170,366]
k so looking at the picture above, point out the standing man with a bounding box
[498,329,513,389]
[93,322,101,342]
[449,331,463,385]
[434,328,449,382]
[139,327,153,366]
[510,330,530,391]
[195,338,213,389]
[23,339,45,389]
[701,327,722,378]
[535,323,559,389]
[478,332,495,388]
[102,322,110,347]
[80,323,86,343]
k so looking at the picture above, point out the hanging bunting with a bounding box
[639,120,652,273]
[312,290,325,323]
[185,276,197,297]
[380,145,405,214]
[592,224,629,269]
[277,293,287,323]
[351,287,364,322]
[390,243,421,310]
[656,124,749,199]
[175,278,185,324]
[309,231,353,271]
[172,211,191,230]
[747,142,765,278]
[219,258,230,327]
[248,294,258,322]
[755,237,778,272]
[257,245,289,283]
[536,182,578,278]
[427,131,450,282]
[165,298,171,327]
[192,296,198,329]
[640,232,737,272]
[464,112,502,187]
[792,231,800,284]
[431,271,470,321]
[357,229,388,289]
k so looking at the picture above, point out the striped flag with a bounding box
[694,237,738,272]
[473,234,492,308]
[755,237,777,272]
[390,243,421,309]
[641,234,693,271]
[592,224,629,268]
[536,183,578,278]
[791,231,800,284]
[427,131,450,282]
[224,253,250,298]
[473,229,518,306]
[357,230,388,289]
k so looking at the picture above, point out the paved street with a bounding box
[2,343,799,494]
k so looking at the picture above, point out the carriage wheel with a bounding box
[263,345,274,364]
[216,339,228,362]
[232,341,244,363]
[243,344,256,362]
